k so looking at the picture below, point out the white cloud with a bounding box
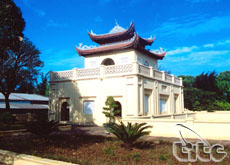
[34,9,46,17]
[190,50,229,57]
[167,46,198,55]
[41,49,84,71]
[22,0,46,17]
[202,39,230,48]
[47,20,68,28]
[151,15,230,39]
[203,44,214,48]
[217,40,230,46]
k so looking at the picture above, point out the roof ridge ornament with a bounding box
[115,19,118,26]
[150,47,166,54]
[78,43,96,50]
[109,21,126,34]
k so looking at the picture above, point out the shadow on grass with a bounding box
[0,125,114,156]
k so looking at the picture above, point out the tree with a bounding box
[36,72,49,96]
[103,96,120,123]
[216,71,230,101]
[193,71,219,93]
[15,79,36,94]
[0,38,43,110]
[179,75,195,88]
[0,0,25,57]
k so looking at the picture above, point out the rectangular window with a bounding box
[83,100,95,114]
[160,99,167,114]
[144,94,149,116]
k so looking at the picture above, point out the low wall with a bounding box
[0,109,48,123]
[194,111,230,121]
[122,111,230,140]
[0,149,77,165]
[0,109,48,116]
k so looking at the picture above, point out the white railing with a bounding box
[104,64,133,75]
[50,62,182,86]
[175,77,181,85]
[77,68,100,78]
[139,65,150,76]
[154,70,163,79]
[50,70,73,81]
[165,74,173,83]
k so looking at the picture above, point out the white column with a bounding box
[179,77,183,86]
[154,81,159,116]
[162,71,165,81]
[72,68,77,80]
[149,66,153,77]
[181,88,184,113]
[133,61,139,74]
[170,85,174,118]
[135,76,139,117]
[172,75,175,84]
[140,78,144,116]
[100,65,104,79]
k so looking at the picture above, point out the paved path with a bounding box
[70,125,230,146]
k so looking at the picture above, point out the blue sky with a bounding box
[14,0,230,76]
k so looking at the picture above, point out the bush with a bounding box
[0,112,15,124]
[103,96,120,123]
[107,122,152,149]
[214,101,230,110]
[132,152,141,161]
[159,154,168,161]
[26,120,58,137]
[103,147,114,156]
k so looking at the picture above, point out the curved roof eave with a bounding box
[88,22,135,44]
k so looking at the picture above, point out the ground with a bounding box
[0,125,230,164]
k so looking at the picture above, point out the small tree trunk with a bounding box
[4,93,10,111]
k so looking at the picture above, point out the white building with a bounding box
[49,22,230,140]
[49,22,184,125]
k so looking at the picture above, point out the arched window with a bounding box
[61,102,69,121]
[101,58,115,66]
[144,61,149,67]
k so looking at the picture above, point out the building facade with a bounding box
[49,22,184,125]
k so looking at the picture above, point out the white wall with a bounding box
[84,49,136,68]
[134,50,158,69]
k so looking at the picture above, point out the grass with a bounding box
[0,131,230,164]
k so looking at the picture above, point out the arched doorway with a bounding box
[114,101,122,117]
[101,58,115,66]
[61,102,69,121]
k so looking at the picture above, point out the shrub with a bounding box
[159,154,168,161]
[0,112,15,124]
[214,101,230,110]
[26,120,58,137]
[107,122,152,149]
[103,96,120,123]
[103,147,114,156]
[132,152,141,161]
